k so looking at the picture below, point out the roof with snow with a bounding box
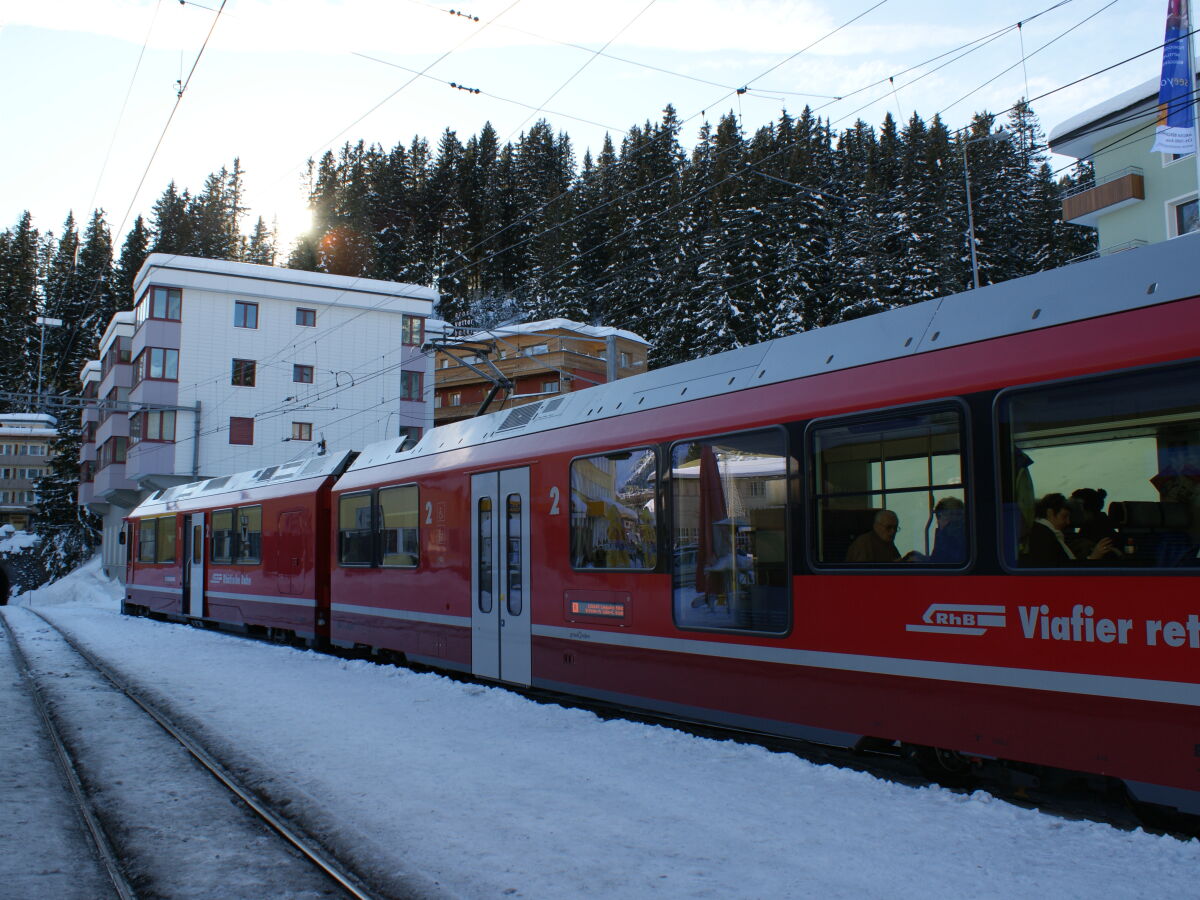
[456,317,648,346]
[134,254,438,306]
[1048,74,1198,159]
[129,450,356,517]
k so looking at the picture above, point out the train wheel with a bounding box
[905,744,976,788]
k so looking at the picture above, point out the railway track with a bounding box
[1,607,390,900]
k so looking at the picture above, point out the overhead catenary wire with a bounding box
[174,7,1156,441]
[435,0,1090,289]
[75,0,1152,468]
[439,6,1154,296]
[502,0,660,144]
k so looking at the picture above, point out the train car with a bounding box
[325,233,1200,814]
[124,451,355,643]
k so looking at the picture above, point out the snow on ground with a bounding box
[0,525,39,555]
[11,559,1200,898]
[6,553,121,610]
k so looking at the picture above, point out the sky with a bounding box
[0,0,1175,254]
[4,561,1198,898]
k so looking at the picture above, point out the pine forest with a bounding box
[0,99,1095,579]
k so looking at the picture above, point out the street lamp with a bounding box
[34,315,63,410]
[961,128,1010,290]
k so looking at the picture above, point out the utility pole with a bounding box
[34,315,63,411]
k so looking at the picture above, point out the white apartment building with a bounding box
[81,254,437,579]
[0,413,56,531]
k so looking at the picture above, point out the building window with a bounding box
[229,416,254,445]
[231,359,256,387]
[97,437,127,469]
[291,422,312,441]
[524,344,548,356]
[620,351,630,368]
[450,392,462,407]
[139,410,176,443]
[402,314,424,346]
[296,307,316,327]
[1170,195,1199,238]
[136,286,182,325]
[133,347,179,383]
[234,300,259,329]
[400,370,422,402]
[434,394,443,408]
[27,444,48,457]
[293,364,314,384]
[151,347,178,380]
[542,380,559,394]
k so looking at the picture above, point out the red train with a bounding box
[125,234,1200,816]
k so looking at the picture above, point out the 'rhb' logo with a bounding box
[906,604,1006,636]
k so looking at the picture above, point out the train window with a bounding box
[237,505,262,564]
[670,429,789,633]
[569,447,658,571]
[478,497,493,613]
[137,520,156,563]
[379,485,419,567]
[810,408,966,567]
[506,494,523,615]
[998,362,1200,569]
[211,509,234,563]
[339,492,374,566]
[155,516,177,564]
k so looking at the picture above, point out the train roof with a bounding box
[349,233,1200,474]
[130,449,356,517]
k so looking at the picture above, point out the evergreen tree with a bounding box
[150,181,193,253]
[113,215,150,306]
[30,423,100,583]
[245,216,277,265]
[0,212,42,403]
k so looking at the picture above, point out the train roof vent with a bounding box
[300,457,330,476]
[495,402,541,432]
[271,462,303,479]
[204,476,231,491]
[538,396,565,417]
[253,466,279,482]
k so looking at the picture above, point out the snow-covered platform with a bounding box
[3,560,1198,897]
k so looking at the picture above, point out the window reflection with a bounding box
[671,430,788,632]
[570,447,658,570]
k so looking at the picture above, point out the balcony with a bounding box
[1061,167,1144,227]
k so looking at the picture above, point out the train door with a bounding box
[185,513,204,616]
[470,467,531,686]
[276,509,308,595]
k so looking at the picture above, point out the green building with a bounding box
[1050,76,1199,254]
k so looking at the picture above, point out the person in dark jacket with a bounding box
[1025,493,1114,565]
[930,496,966,563]
[846,510,901,563]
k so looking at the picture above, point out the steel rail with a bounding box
[1,609,137,900]
[23,609,384,900]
